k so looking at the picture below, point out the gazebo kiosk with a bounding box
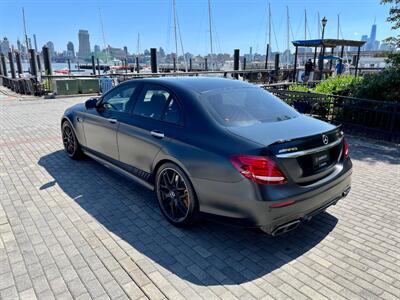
[291,39,366,82]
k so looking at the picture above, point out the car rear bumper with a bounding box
[193,161,352,234]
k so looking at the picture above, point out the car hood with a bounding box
[227,115,336,146]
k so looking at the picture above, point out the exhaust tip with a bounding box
[342,186,351,197]
[271,220,301,236]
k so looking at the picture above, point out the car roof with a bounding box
[128,76,256,94]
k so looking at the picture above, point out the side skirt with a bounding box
[83,150,155,191]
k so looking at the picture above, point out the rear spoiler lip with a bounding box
[268,124,342,146]
[275,136,343,158]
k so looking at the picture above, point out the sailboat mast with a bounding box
[268,3,271,52]
[286,6,290,51]
[304,9,307,63]
[317,12,321,38]
[137,33,140,57]
[286,6,290,66]
[173,0,179,66]
[208,0,214,71]
[22,7,29,51]
[337,14,340,39]
[99,8,109,63]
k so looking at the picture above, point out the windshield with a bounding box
[202,88,300,127]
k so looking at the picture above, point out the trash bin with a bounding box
[99,77,113,94]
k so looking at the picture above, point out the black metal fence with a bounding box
[265,88,400,143]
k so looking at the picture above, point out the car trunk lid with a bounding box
[227,116,344,185]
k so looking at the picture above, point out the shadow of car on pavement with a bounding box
[38,150,338,286]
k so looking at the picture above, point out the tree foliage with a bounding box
[381,0,400,48]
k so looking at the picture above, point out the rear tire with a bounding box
[155,162,199,227]
[62,121,83,159]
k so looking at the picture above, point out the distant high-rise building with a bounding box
[361,35,368,51]
[17,39,22,52]
[380,42,395,51]
[370,24,377,45]
[123,46,128,56]
[33,34,38,52]
[78,30,91,59]
[0,37,10,54]
[67,41,75,58]
[364,23,378,51]
[94,44,101,54]
[46,41,55,57]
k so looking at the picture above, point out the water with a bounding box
[20,62,93,75]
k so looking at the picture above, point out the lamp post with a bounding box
[321,17,327,40]
[319,17,328,76]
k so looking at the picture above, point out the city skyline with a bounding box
[0,0,396,56]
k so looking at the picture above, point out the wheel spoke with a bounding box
[175,200,187,215]
[158,168,191,222]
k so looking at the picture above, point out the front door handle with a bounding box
[107,118,117,124]
[150,130,164,139]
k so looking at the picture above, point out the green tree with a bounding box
[381,0,400,67]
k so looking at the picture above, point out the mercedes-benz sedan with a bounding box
[61,77,352,235]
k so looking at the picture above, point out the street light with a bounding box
[321,17,328,40]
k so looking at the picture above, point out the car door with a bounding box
[83,82,139,161]
[117,84,184,178]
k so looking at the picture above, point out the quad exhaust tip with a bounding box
[270,220,301,236]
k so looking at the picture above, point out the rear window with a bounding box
[202,88,299,127]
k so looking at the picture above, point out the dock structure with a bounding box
[291,39,366,81]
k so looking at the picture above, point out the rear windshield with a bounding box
[202,88,299,127]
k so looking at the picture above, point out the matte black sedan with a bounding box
[61,77,352,235]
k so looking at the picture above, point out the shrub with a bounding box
[313,75,363,96]
[288,84,311,92]
[353,68,400,102]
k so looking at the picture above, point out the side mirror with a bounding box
[85,98,99,110]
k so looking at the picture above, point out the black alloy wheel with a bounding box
[62,121,82,159]
[156,163,198,226]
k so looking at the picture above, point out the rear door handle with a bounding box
[150,130,164,139]
[107,118,117,124]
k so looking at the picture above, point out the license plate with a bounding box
[312,151,330,169]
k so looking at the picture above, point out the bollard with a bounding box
[136,56,139,73]
[67,59,71,74]
[274,53,280,71]
[150,48,157,73]
[37,54,42,73]
[233,49,240,79]
[96,58,100,75]
[1,54,8,77]
[29,49,38,78]
[91,55,96,75]
[243,57,246,71]
[8,52,16,79]
[189,58,192,72]
[42,45,52,75]
[265,44,270,69]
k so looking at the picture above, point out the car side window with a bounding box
[162,98,183,125]
[133,86,170,120]
[101,84,137,113]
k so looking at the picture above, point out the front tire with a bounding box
[62,121,83,159]
[155,163,199,227]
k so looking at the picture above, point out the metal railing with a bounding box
[265,88,400,142]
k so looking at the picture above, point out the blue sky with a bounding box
[0,0,395,55]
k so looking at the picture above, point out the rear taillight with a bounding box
[343,138,349,159]
[230,155,287,185]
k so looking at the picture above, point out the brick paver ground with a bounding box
[0,93,399,300]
